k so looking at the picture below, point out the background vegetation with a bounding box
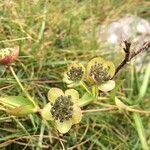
[0,0,149,149]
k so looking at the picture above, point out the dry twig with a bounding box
[112,40,150,78]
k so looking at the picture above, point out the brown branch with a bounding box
[112,40,150,78]
[130,41,150,59]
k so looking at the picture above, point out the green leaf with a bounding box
[0,96,34,108]
[6,104,36,116]
[0,96,37,116]
[79,92,95,107]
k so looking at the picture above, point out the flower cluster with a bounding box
[63,63,85,87]
[42,88,82,133]
[64,57,115,92]
[0,47,116,134]
[42,57,116,133]
[1,43,148,137]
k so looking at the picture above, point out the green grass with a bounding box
[0,0,150,149]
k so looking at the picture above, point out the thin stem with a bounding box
[82,107,116,113]
[12,116,28,134]
[80,81,91,95]
[9,66,36,106]
[133,113,149,150]
[95,101,150,114]
[36,123,45,150]
[97,97,109,100]
[92,85,98,98]
[128,108,150,114]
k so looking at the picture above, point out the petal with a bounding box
[71,105,82,124]
[63,72,73,84]
[65,89,79,103]
[41,103,53,120]
[98,80,115,92]
[55,120,72,134]
[63,73,80,87]
[47,88,64,102]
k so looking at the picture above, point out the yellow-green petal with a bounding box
[72,105,82,124]
[65,89,79,103]
[55,120,72,134]
[41,103,53,121]
[98,80,115,92]
[47,88,64,102]
[63,72,73,84]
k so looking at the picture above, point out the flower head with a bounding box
[63,63,85,86]
[87,57,115,83]
[42,88,82,133]
[0,47,19,65]
[87,57,116,92]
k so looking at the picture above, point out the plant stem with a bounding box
[133,113,149,150]
[82,107,116,113]
[92,85,98,98]
[97,97,109,100]
[128,108,150,114]
[80,81,91,94]
[9,66,36,107]
[36,123,45,150]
